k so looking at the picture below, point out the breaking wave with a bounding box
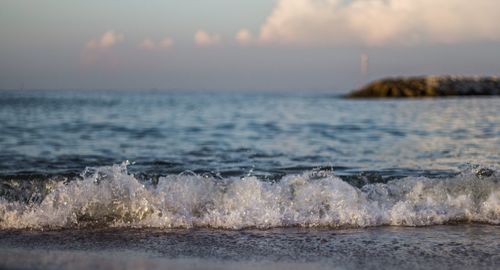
[0,162,498,229]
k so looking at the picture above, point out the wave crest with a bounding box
[0,162,499,229]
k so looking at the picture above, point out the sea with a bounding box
[0,90,498,269]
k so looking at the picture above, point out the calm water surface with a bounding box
[0,90,498,177]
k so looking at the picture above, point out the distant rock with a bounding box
[346,76,500,98]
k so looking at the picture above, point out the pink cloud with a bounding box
[194,30,221,46]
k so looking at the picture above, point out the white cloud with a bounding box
[194,30,221,46]
[258,0,500,46]
[235,29,253,45]
[86,30,124,49]
[139,37,174,50]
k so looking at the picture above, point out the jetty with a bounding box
[347,76,500,98]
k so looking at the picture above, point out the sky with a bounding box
[1,0,500,91]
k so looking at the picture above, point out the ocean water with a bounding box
[0,90,499,269]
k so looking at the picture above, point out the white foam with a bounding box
[0,162,498,229]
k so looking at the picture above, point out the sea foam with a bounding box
[0,162,498,229]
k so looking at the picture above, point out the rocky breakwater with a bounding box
[347,76,500,98]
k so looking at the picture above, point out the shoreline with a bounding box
[1,225,498,270]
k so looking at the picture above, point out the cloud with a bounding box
[258,0,500,46]
[81,31,125,66]
[140,38,156,50]
[158,37,174,48]
[85,31,124,49]
[235,29,253,45]
[139,37,174,50]
[194,30,221,46]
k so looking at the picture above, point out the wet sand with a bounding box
[0,225,498,270]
